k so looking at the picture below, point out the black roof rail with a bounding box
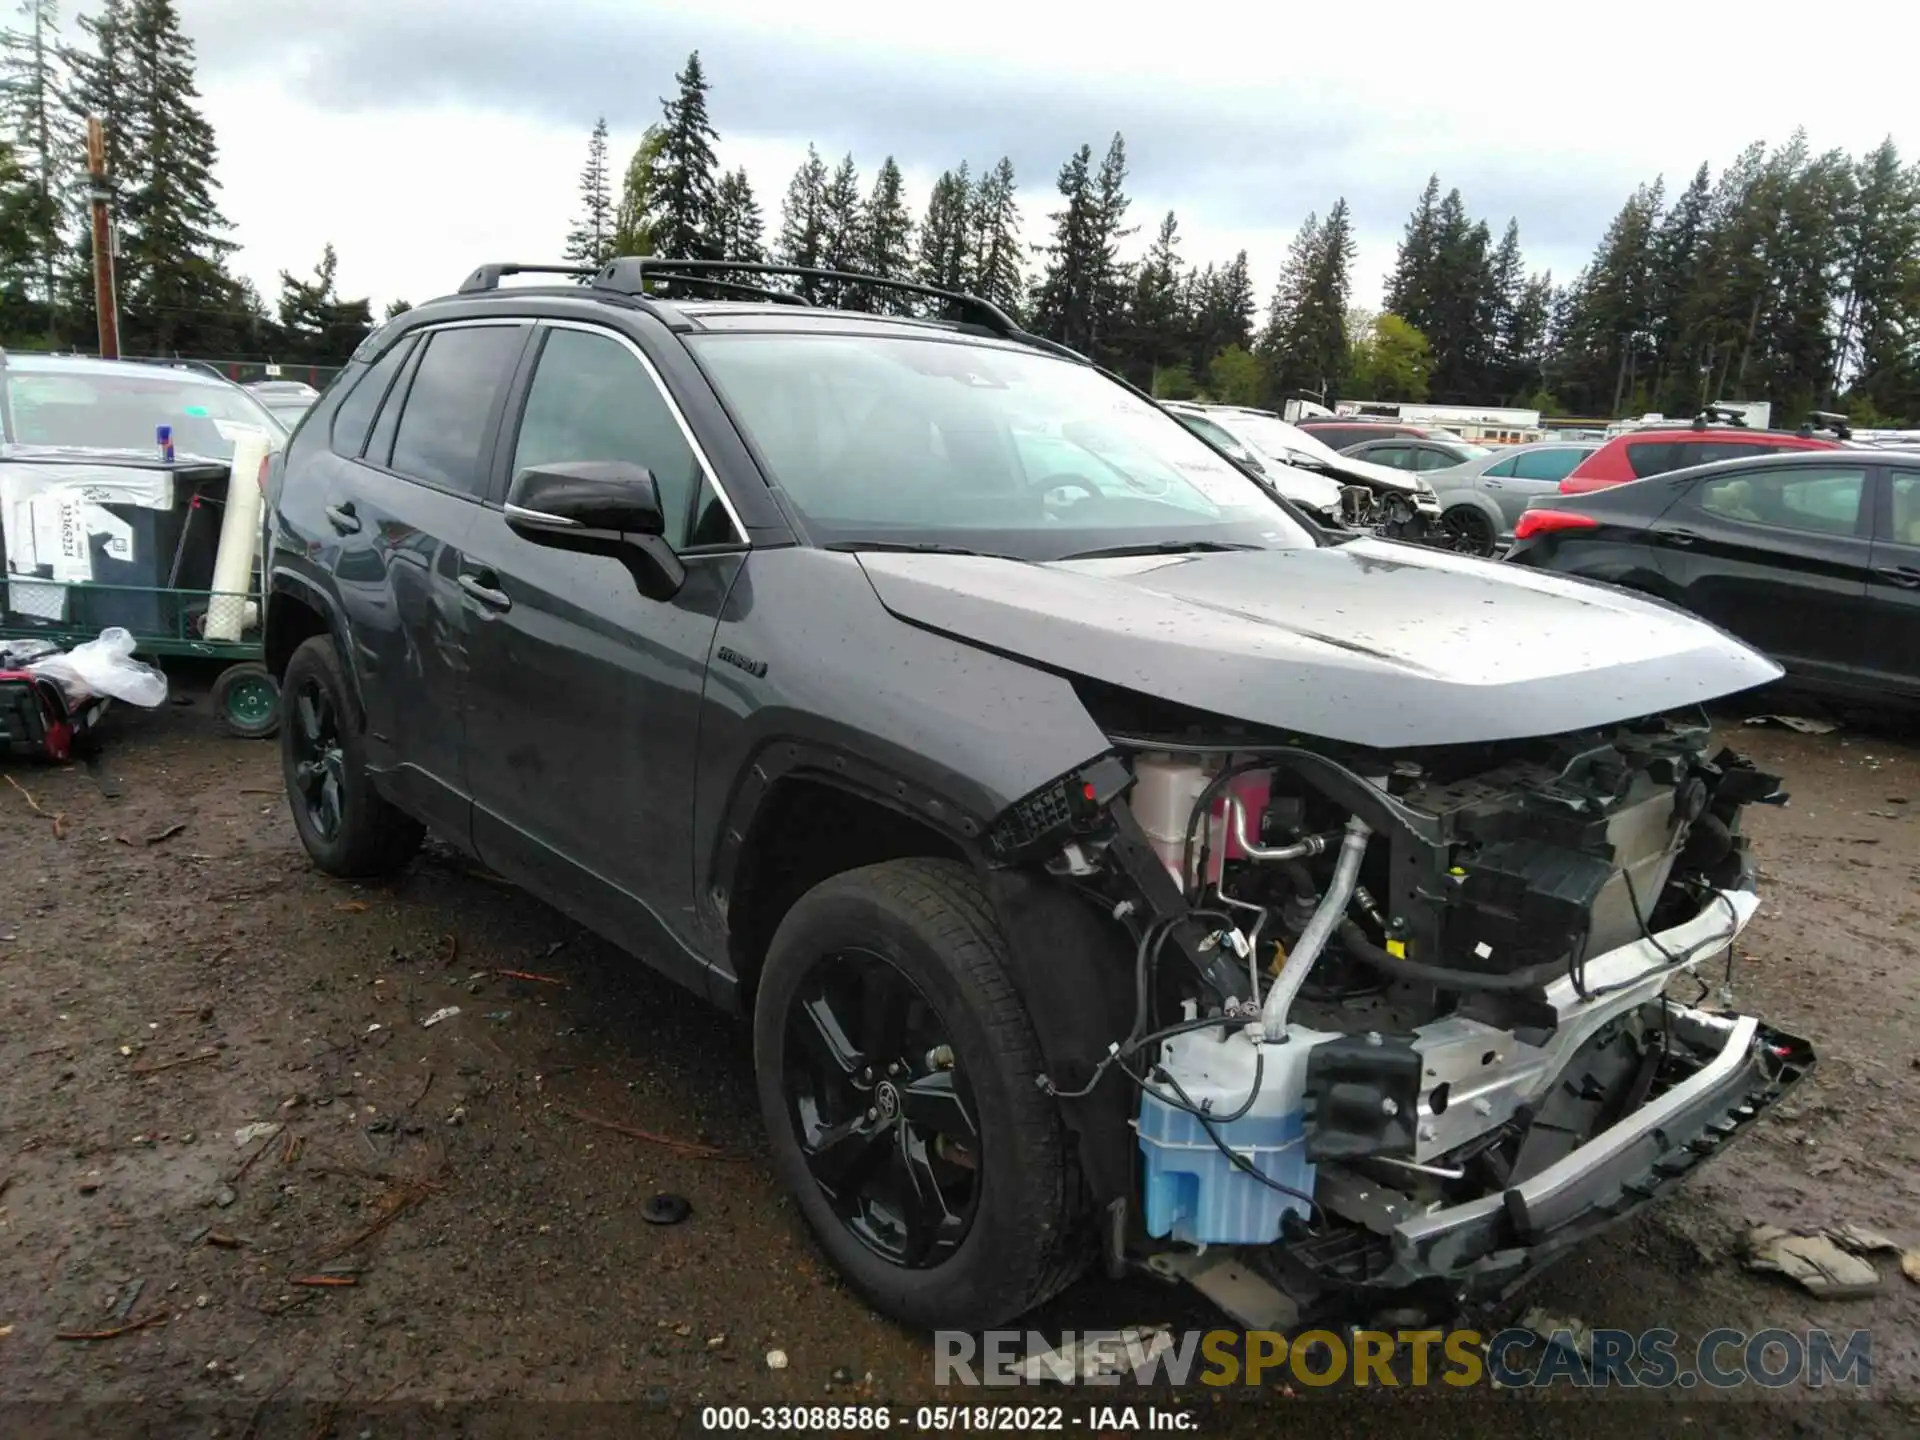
[591,256,1090,359]
[639,270,815,307]
[457,262,599,294]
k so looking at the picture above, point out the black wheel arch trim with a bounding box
[266,568,365,722]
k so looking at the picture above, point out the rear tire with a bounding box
[280,635,423,877]
[754,858,1088,1330]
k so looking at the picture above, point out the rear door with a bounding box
[1491,446,1591,529]
[1864,465,1920,698]
[325,320,530,837]
[1653,461,1874,683]
[457,319,749,995]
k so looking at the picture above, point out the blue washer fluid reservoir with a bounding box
[1137,1024,1323,1246]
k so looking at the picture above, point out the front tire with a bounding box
[754,858,1088,1330]
[280,635,424,877]
[1440,505,1498,556]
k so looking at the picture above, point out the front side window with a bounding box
[388,325,526,496]
[511,327,724,548]
[1413,447,1457,471]
[1364,446,1417,470]
[1695,465,1867,536]
[691,333,1312,558]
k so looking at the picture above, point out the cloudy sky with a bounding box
[176,0,1910,317]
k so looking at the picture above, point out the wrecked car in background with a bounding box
[261,257,1813,1332]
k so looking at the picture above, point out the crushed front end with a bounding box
[986,707,1814,1326]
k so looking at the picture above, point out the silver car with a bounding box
[1423,440,1600,554]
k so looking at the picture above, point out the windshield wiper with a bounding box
[823,539,1008,557]
[1054,539,1259,561]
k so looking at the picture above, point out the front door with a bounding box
[1864,465,1920,700]
[459,321,748,993]
[324,321,530,838]
[1653,461,1874,685]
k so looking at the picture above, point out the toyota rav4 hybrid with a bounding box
[262,259,1813,1333]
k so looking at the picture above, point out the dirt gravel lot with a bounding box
[2,669,1917,1437]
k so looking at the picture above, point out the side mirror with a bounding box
[504,460,684,598]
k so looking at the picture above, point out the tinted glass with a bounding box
[1365,446,1417,470]
[329,336,416,458]
[511,327,718,547]
[690,333,1312,559]
[1508,447,1587,482]
[1413,447,1456,471]
[389,326,526,496]
[1628,438,1793,478]
[1483,455,1521,478]
[1696,465,1867,536]
[1885,471,1920,545]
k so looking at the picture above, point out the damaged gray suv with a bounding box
[262,258,1813,1332]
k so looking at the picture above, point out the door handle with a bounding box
[324,501,360,534]
[1655,526,1699,546]
[1484,479,1504,489]
[1876,566,1920,589]
[458,572,513,611]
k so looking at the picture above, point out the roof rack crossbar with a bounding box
[595,256,1025,335]
[458,262,599,294]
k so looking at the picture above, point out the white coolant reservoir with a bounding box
[1137,1025,1329,1246]
[1131,755,1211,887]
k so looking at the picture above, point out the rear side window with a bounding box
[329,336,416,458]
[1365,446,1416,470]
[1509,448,1587,482]
[1483,455,1520,478]
[388,326,527,496]
[1627,438,1792,479]
[1696,465,1867,536]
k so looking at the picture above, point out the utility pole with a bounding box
[86,115,120,360]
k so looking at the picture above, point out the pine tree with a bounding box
[775,144,829,302]
[711,167,764,263]
[1384,175,1441,324]
[89,0,242,354]
[1029,145,1095,350]
[2,0,78,336]
[1648,162,1712,410]
[611,126,664,257]
[1128,210,1186,391]
[916,162,970,298]
[646,51,721,260]
[58,0,132,339]
[817,153,863,306]
[861,156,913,312]
[1087,133,1136,365]
[1837,139,1920,420]
[965,156,1022,318]
[275,242,372,362]
[562,116,613,275]
[383,298,412,321]
[1256,203,1352,403]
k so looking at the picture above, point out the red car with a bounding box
[1558,425,1842,494]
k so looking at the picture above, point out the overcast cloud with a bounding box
[174,0,1912,316]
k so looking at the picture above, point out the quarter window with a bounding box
[1508,448,1586,482]
[1886,471,1920,545]
[329,335,416,459]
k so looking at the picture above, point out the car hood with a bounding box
[1252,459,1344,512]
[855,540,1783,748]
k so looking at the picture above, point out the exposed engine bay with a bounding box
[987,707,1813,1324]
[1339,482,1432,543]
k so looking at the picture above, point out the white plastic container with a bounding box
[1131,755,1211,886]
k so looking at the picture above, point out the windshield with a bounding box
[3,366,283,460]
[690,334,1316,558]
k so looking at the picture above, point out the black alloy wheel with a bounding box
[1440,505,1499,557]
[782,947,981,1267]
[290,676,347,843]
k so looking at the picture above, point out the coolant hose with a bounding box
[1261,815,1372,1040]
